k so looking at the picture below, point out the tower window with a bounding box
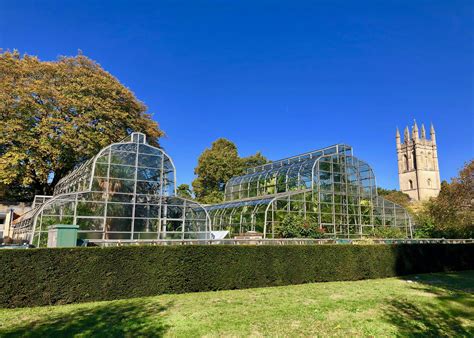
[427,178,431,187]
[409,180,414,189]
[404,155,409,171]
[412,151,417,170]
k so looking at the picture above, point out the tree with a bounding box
[192,139,241,204]
[0,51,163,200]
[192,138,268,204]
[413,209,437,238]
[177,184,193,199]
[415,160,473,238]
[377,188,411,208]
[428,160,473,237]
[241,152,267,169]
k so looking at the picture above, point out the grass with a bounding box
[0,271,472,337]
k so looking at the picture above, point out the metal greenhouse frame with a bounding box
[12,133,211,246]
[12,136,413,246]
[208,144,413,238]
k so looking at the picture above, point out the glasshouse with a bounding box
[12,133,211,246]
[12,135,413,246]
[207,144,413,238]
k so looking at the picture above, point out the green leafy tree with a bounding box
[413,209,437,238]
[377,188,411,208]
[192,138,268,204]
[414,160,473,238]
[426,161,473,238]
[0,50,163,200]
[192,139,241,204]
[241,152,267,169]
[177,184,193,199]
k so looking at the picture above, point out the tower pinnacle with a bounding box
[421,123,426,139]
[396,127,401,149]
[430,123,436,144]
[412,120,419,140]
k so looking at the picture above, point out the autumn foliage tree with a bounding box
[377,188,411,208]
[429,160,473,237]
[0,51,163,200]
[192,138,267,203]
[415,160,474,238]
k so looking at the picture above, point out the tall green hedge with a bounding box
[0,244,472,308]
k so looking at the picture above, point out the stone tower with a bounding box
[396,121,441,201]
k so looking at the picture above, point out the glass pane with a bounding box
[77,217,104,231]
[106,204,133,217]
[109,165,136,179]
[77,202,105,217]
[105,218,132,232]
[133,219,159,232]
[138,154,161,168]
[94,163,108,177]
[108,179,134,194]
[137,168,161,181]
[110,152,136,165]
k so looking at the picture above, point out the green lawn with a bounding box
[0,271,472,337]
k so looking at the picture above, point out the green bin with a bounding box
[47,224,79,248]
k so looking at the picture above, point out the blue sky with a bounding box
[1,0,473,188]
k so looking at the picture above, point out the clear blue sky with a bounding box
[1,0,473,188]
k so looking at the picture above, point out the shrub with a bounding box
[414,200,473,239]
[364,226,407,239]
[276,214,325,238]
[413,210,437,238]
[0,244,472,308]
[0,237,28,245]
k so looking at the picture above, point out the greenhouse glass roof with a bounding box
[12,133,211,246]
[224,144,352,201]
[210,144,413,239]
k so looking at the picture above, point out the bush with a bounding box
[364,226,407,239]
[414,200,474,239]
[276,214,325,238]
[413,210,437,238]
[0,237,28,245]
[0,244,472,308]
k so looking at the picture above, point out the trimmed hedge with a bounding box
[0,244,473,308]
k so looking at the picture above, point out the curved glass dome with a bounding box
[224,144,352,200]
[209,145,413,239]
[13,133,210,246]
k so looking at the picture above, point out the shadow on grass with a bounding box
[385,271,474,337]
[0,298,169,337]
[403,270,474,293]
